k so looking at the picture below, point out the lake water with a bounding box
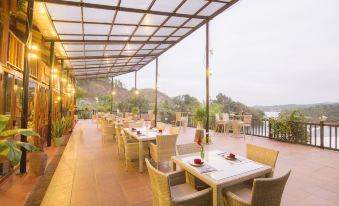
[264,111,280,118]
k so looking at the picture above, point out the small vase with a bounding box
[200,146,205,160]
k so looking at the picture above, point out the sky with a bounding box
[114,0,339,106]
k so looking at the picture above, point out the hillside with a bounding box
[254,102,337,112]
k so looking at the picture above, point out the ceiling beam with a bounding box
[52,19,193,29]
[72,63,145,70]
[58,54,155,60]
[44,39,175,44]
[35,0,210,19]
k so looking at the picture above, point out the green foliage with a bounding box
[269,110,308,143]
[62,117,72,130]
[193,105,207,126]
[52,117,65,139]
[210,103,223,116]
[213,93,264,118]
[131,107,139,115]
[76,86,88,99]
[172,95,200,112]
[0,115,39,166]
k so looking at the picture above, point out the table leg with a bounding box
[139,141,144,173]
[213,185,223,206]
[172,162,177,171]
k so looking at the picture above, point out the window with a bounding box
[1,72,13,114]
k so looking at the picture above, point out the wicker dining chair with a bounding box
[150,134,178,169]
[170,126,180,135]
[176,143,208,190]
[115,126,124,159]
[121,131,147,171]
[101,124,115,140]
[223,170,291,206]
[128,122,143,128]
[240,115,252,135]
[232,120,242,137]
[145,158,213,206]
[175,112,183,127]
[157,122,166,131]
[246,144,279,177]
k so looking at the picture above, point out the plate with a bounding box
[225,156,237,161]
[189,160,204,167]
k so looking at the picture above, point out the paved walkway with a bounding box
[41,120,339,206]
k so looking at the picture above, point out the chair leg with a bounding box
[125,159,128,171]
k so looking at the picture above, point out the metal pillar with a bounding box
[154,58,158,127]
[20,0,34,174]
[134,71,137,90]
[205,22,210,143]
[59,59,64,116]
[47,41,55,147]
[111,77,114,113]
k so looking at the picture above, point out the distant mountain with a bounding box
[254,103,339,123]
[254,103,337,112]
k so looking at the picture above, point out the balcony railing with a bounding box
[248,119,339,151]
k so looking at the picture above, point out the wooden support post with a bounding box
[154,58,158,127]
[320,120,324,149]
[47,41,54,147]
[111,77,113,113]
[19,0,34,174]
[205,22,210,143]
[59,59,64,116]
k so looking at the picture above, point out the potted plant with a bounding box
[0,115,44,175]
[62,117,72,134]
[52,118,65,147]
[194,105,206,129]
[131,107,139,120]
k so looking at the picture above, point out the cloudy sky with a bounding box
[115,0,339,106]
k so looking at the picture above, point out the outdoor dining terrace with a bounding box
[33,117,339,206]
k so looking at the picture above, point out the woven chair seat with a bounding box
[223,183,252,204]
[171,183,197,200]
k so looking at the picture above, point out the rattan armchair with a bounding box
[223,170,291,206]
[170,127,180,135]
[146,158,212,206]
[150,134,178,169]
[121,130,148,171]
[246,144,279,177]
[101,124,115,140]
[176,143,208,190]
[115,126,124,159]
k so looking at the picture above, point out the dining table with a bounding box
[123,127,169,173]
[171,150,272,206]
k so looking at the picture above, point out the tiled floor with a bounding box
[0,146,57,206]
[40,120,339,206]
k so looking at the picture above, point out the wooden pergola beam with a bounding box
[35,0,210,19]
[58,54,155,60]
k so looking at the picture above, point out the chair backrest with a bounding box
[176,143,200,155]
[243,115,252,124]
[251,170,291,206]
[246,144,279,169]
[156,134,178,162]
[145,158,171,206]
[170,126,180,135]
[102,125,115,136]
[128,122,143,128]
[175,112,182,121]
[116,126,124,147]
[215,113,220,121]
[223,113,230,121]
[156,122,165,131]
[232,120,241,134]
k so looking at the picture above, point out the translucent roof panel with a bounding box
[120,0,152,10]
[142,14,167,26]
[151,0,182,13]
[54,22,82,34]
[83,8,115,23]
[115,11,143,25]
[84,24,111,35]
[41,0,238,79]
[176,0,208,15]
[84,0,119,6]
[46,4,81,21]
